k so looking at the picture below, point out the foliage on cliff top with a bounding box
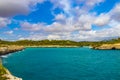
[0,38,120,47]
[0,62,8,80]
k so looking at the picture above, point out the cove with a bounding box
[2,48,120,80]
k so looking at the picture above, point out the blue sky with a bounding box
[0,0,120,41]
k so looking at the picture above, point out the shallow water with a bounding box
[2,48,120,80]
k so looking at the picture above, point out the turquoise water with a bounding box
[2,48,120,80]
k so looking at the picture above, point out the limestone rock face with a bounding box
[0,45,24,80]
[94,43,120,50]
[0,45,24,55]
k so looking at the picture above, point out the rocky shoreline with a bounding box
[0,44,119,80]
[93,43,120,50]
[0,44,119,53]
[0,45,25,56]
[0,45,24,80]
[2,68,22,80]
[26,45,79,48]
[0,59,22,80]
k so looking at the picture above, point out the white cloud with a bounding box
[51,0,71,13]
[19,37,26,40]
[47,35,61,40]
[73,0,104,11]
[45,22,78,33]
[19,33,48,40]
[21,22,45,31]
[0,17,11,28]
[109,3,120,22]
[4,30,13,35]
[55,14,65,20]
[20,18,120,41]
[0,0,45,17]
[1,0,120,41]
[50,0,107,31]
[75,14,95,30]
[94,14,110,26]
[85,0,104,7]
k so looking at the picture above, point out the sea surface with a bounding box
[2,48,120,80]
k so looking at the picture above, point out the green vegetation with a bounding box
[0,60,7,80]
[0,38,120,47]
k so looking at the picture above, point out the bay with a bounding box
[2,48,120,80]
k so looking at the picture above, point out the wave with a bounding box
[83,46,92,48]
[1,54,12,58]
[1,55,9,58]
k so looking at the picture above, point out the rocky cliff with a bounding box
[0,45,24,80]
[0,45,24,55]
[93,43,120,50]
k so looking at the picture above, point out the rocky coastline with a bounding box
[2,68,22,80]
[0,43,120,80]
[0,45,24,80]
[0,45,25,56]
[0,61,22,80]
[26,45,79,48]
[93,43,120,50]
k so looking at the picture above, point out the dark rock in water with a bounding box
[111,47,116,50]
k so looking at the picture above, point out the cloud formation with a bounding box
[0,0,120,41]
[21,22,44,31]
[94,14,110,26]
[0,0,44,17]
[0,17,11,28]
[4,30,13,35]
[109,3,120,22]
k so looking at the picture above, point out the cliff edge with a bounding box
[0,45,24,55]
[93,43,120,50]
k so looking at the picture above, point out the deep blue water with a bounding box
[2,48,120,80]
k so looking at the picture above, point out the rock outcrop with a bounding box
[0,45,24,55]
[0,45,24,80]
[93,43,120,50]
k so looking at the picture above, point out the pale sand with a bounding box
[2,69,22,80]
